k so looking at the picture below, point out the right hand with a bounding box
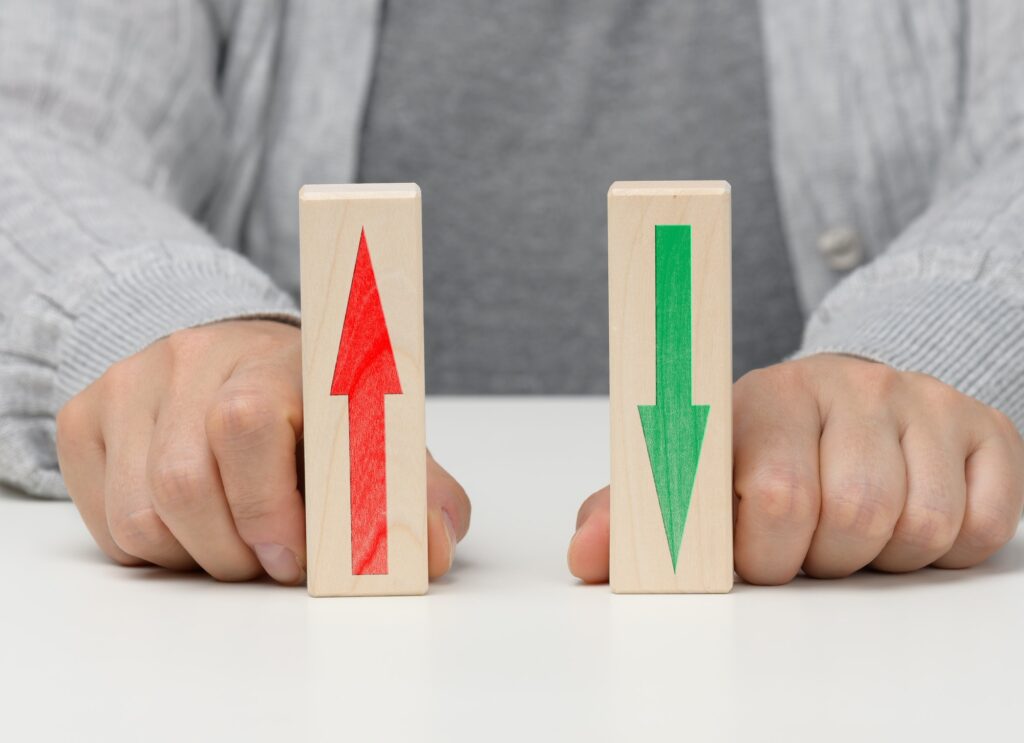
[56,320,470,584]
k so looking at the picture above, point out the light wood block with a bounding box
[608,181,733,594]
[299,183,427,596]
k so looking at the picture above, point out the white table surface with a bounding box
[2,397,1021,742]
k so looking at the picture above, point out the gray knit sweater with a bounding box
[1,0,1023,498]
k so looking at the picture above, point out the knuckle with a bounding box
[989,407,1022,442]
[165,326,207,356]
[164,327,221,371]
[55,395,91,453]
[227,492,277,530]
[742,466,818,533]
[243,330,284,356]
[855,362,901,399]
[918,376,963,409]
[108,507,169,555]
[207,391,276,451]
[892,504,960,552]
[744,363,803,396]
[768,361,805,388]
[100,356,144,391]
[961,507,1018,552]
[822,481,898,542]
[149,456,210,514]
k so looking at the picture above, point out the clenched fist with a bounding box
[569,354,1024,584]
[56,321,470,584]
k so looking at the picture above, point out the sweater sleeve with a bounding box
[795,150,1024,430]
[0,1,299,499]
[796,3,1024,432]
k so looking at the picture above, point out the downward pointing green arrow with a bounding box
[638,225,710,572]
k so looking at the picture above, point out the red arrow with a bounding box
[331,228,402,575]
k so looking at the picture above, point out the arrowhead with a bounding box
[331,229,402,397]
[638,402,709,571]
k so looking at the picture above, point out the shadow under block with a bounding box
[608,181,733,594]
[299,184,427,597]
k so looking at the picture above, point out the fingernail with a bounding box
[442,509,457,571]
[253,543,306,585]
[567,529,579,571]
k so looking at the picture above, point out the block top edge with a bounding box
[300,183,420,200]
[608,180,731,197]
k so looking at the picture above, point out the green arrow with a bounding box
[638,225,710,572]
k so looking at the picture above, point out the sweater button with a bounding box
[817,226,864,271]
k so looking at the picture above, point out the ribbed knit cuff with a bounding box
[55,243,300,406]
[795,280,1024,427]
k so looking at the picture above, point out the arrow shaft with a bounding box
[348,390,388,575]
[639,224,708,571]
[653,225,694,404]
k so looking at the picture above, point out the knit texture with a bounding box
[769,1,1024,427]
[0,2,302,497]
[1,0,1023,501]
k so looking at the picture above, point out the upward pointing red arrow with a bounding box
[332,228,402,575]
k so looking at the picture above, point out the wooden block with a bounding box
[608,181,733,594]
[299,184,427,596]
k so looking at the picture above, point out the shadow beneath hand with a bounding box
[429,554,480,589]
[734,533,1024,593]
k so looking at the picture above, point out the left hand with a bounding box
[568,354,1024,584]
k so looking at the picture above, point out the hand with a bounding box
[56,321,470,584]
[569,354,1024,584]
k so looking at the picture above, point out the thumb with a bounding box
[426,450,471,578]
[568,486,610,583]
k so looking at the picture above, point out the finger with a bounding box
[426,451,471,579]
[426,508,457,579]
[934,425,1024,569]
[206,367,305,585]
[94,356,195,570]
[567,486,609,584]
[56,393,141,566]
[804,405,905,578]
[733,369,821,585]
[149,385,262,581]
[871,421,965,572]
[105,406,196,570]
[575,484,607,529]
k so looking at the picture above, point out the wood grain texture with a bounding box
[299,184,427,596]
[608,181,733,594]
